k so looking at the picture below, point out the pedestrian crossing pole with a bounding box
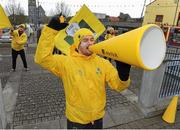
[140,0,147,18]
[173,0,180,26]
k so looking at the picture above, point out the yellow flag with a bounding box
[54,4,106,55]
[0,4,12,28]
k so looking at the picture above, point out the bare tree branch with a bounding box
[5,0,26,25]
[16,3,25,15]
[5,0,25,15]
[5,0,16,16]
[52,1,71,17]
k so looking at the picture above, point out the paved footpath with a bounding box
[0,43,180,129]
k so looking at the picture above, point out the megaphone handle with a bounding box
[115,60,131,81]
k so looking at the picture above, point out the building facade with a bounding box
[28,0,37,25]
[143,0,180,26]
[94,13,106,19]
[28,0,46,25]
[37,5,46,24]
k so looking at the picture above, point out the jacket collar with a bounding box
[15,30,25,37]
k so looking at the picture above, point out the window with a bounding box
[155,15,163,22]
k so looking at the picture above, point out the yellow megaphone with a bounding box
[89,24,166,70]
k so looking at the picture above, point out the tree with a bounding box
[16,3,25,15]
[5,0,26,25]
[50,2,71,17]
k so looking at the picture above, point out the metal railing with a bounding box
[159,45,180,98]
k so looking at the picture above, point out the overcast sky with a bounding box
[0,0,153,18]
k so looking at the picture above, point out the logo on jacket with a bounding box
[78,69,83,76]
[96,67,102,75]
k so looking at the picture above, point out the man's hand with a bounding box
[115,60,131,81]
[47,15,69,31]
[10,28,14,35]
[15,40,19,44]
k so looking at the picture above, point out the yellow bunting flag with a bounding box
[54,4,105,55]
[0,4,12,28]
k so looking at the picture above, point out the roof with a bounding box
[146,0,157,7]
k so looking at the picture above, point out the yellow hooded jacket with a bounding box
[11,29,27,51]
[105,33,114,40]
[35,26,130,124]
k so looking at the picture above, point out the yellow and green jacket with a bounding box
[35,26,130,124]
[11,30,27,51]
[105,33,115,40]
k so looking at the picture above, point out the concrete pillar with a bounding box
[0,80,7,128]
[138,62,166,115]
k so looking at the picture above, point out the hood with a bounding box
[71,28,94,49]
[18,24,26,29]
[70,28,95,59]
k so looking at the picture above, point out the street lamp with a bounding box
[36,0,40,28]
[173,0,179,26]
[141,0,147,18]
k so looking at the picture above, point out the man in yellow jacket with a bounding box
[10,24,29,71]
[105,27,115,40]
[104,27,116,62]
[35,16,131,129]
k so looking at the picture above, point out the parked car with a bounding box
[0,28,12,43]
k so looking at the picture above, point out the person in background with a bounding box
[105,27,116,40]
[104,27,116,62]
[105,27,128,71]
[25,24,34,46]
[35,16,131,129]
[10,24,29,72]
[37,24,44,43]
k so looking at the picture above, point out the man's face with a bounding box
[18,26,25,33]
[78,35,95,56]
[109,29,114,35]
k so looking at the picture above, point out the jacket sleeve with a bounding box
[17,34,27,45]
[34,26,65,77]
[10,30,15,36]
[105,60,130,92]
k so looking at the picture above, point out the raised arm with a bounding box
[34,16,68,77]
